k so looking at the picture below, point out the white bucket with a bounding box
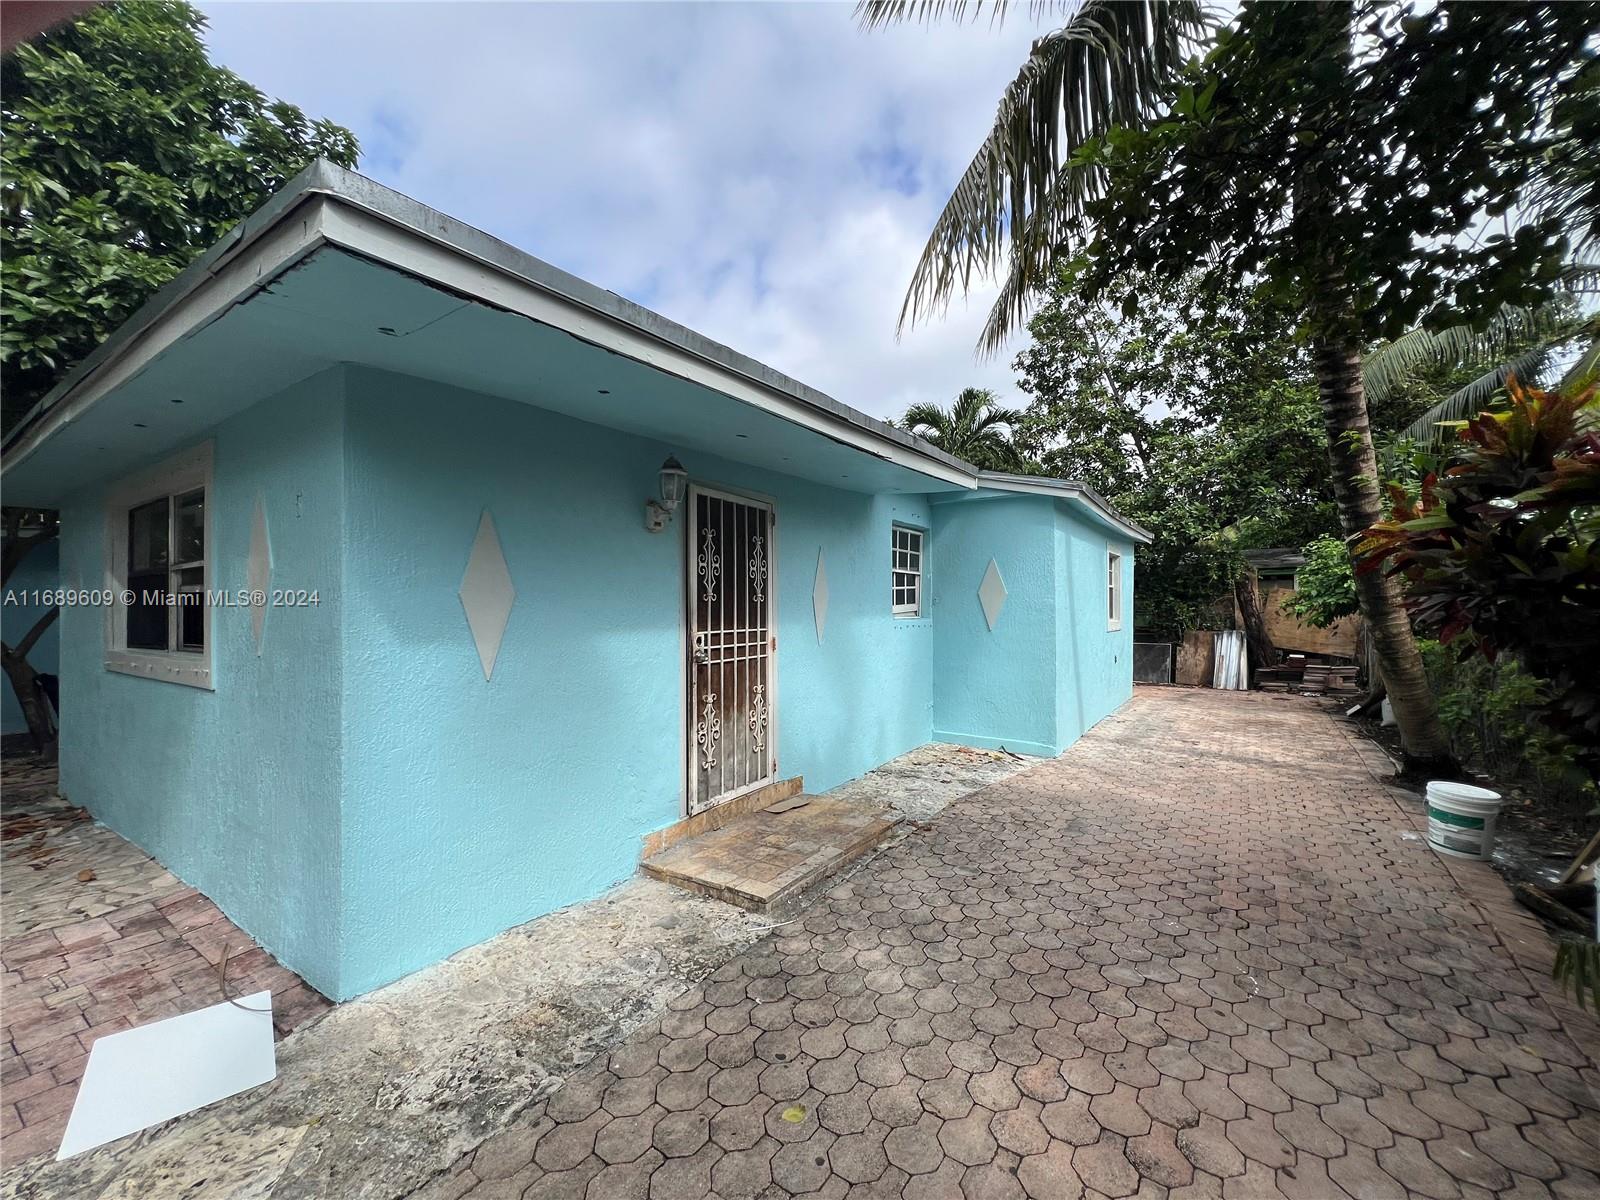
[1425,781,1503,860]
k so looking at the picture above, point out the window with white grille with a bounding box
[892,525,924,617]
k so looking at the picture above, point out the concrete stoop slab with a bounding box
[640,796,899,911]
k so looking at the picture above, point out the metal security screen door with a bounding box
[688,487,776,814]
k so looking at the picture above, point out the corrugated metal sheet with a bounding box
[1212,630,1249,690]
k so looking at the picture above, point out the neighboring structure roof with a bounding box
[1243,548,1307,574]
[0,158,1147,543]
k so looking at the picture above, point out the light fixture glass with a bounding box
[659,456,688,510]
[645,456,690,533]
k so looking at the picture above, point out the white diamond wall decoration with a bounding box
[812,549,829,643]
[246,496,272,655]
[978,558,1007,631]
[459,511,515,681]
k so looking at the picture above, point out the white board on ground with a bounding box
[57,991,276,1160]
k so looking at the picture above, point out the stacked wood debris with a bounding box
[1255,667,1298,693]
[1252,657,1360,696]
[1302,664,1360,695]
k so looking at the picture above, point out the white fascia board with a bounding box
[4,198,334,473]
[315,203,977,490]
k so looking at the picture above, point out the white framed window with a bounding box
[1107,547,1124,632]
[892,525,924,617]
[104,442,214,689]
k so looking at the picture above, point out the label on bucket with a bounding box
[1428,805,1485,830]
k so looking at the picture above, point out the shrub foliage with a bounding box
[1358,380,1600,778]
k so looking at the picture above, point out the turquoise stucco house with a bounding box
[0,162,1149,1001]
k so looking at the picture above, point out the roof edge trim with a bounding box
[970,472,1154,544]
[0,159,1150,545]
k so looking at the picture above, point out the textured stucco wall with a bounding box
[46,361,1137,1002]
[55,369,346,994]
[2,540,60,734]
[336,368,934,997]
[929,493,1136,758]
[1055,506,1136,746]
[929,495,1061,756]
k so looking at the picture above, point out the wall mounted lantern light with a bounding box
[645,456,689,532]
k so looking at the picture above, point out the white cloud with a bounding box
[199,1,1053,420]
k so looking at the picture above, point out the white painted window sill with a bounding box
[104,651,213,691]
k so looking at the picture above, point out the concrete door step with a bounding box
[641,796,898,912]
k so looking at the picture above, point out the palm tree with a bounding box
[860,0,1209,352]
[855,0,1583,767]
[900,386,1027,471]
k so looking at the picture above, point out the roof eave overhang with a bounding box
[931,472,1153,545]
[3,160,975,490]
[1,160,1153,545]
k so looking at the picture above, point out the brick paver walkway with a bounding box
[1,754,330,1165]
[429,688,1599,1200]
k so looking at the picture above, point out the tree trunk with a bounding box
[2,507,62,759]
[1294,1,1452,769]
[1311,335,1454,768]
[2,605,58,759]
[1234,569,1277,680]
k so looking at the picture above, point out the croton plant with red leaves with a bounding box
[1357,379,1600,776]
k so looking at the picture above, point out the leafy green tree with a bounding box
[1013,271,1345,640]
[899,386,1026,471]
[1,0,360,431]
[1283,536,1359,629]
[859,0,1592,768]
[1,0,358,756]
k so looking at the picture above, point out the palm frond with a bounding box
[879,0,1206,342]
[1389,311,1600,444]
[975,172,1084,353]
[899,387,1026,468]
[1364,302,1579,405]
[900,402,955,437]
[856,1,1082,31]
[1555,261,1600,292]
[1559,331,1600,391]
[1398,346,1561,443]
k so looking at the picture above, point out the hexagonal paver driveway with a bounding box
[422,690,1600,1199]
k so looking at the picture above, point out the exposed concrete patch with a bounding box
[3,879,765,1200]
[93,1119,307,1200]
[3,742,1020,1200]
[824,740,1030,824]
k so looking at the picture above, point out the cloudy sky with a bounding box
[197,2,1055,422]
